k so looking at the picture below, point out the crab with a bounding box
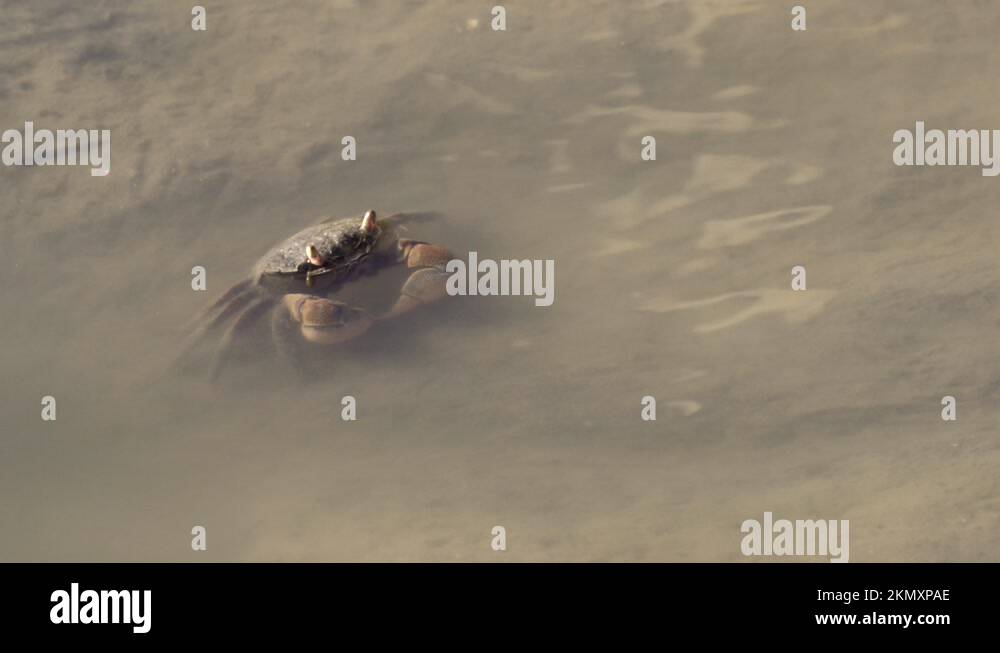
[183,210,454,378]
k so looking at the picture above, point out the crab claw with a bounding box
[398,239,453,269]
[361,209,377,234]
[383,241,454,319]
[281,294,373,344]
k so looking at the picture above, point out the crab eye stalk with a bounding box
[306,244,325,267]
[361,210,378,234]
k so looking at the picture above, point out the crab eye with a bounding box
[306,244,325,267]
[361,210,377,233]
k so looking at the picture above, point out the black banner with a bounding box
[1,563,989,642]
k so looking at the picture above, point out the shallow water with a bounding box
[2,1,998,561]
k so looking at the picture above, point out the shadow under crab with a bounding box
[180,210,454,379]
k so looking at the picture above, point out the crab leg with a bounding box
[197,288,258,335]
[209,296,274,380]
[175,285,259,372]
[182,278,253,331]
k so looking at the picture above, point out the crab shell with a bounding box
[253,210,394,292]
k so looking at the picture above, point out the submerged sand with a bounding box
[1,1,998,561]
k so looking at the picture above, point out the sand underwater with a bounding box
[0,1,998,561]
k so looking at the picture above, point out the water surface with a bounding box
[1,1,998,561]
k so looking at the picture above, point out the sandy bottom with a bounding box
[1,1,998,561]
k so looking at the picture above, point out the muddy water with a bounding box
[1,1,998,561]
